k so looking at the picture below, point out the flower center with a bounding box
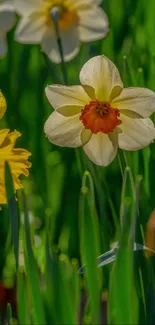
[45,0,79,31]
[80,101,122,134]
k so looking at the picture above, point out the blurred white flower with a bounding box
[0,0,15,57]
[14,0,109,63]
[44,55,155,166]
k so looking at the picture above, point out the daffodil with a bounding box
[0,91,31,204]
[0,0,15,57]
[14,0,109,63]
[44,55,155,166]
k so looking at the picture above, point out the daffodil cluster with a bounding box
[1,0,155,169]
[0,91,31,204]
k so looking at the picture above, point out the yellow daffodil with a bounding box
[0,91,31,204]
[0,0,15,57]
[44,55,155,166]
[14,0,109,63]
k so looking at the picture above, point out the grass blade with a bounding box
[79,170,101,324]
[22,191,46,325]
[108,168,141,324]
[17,272,31,325]
[7,303,12,325]
[5,161,19,270]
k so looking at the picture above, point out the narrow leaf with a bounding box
[79,171,101,324]
[5,161,19,270]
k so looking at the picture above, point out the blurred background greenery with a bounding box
[1,0,155,324]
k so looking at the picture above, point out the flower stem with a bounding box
[51,7,68,85]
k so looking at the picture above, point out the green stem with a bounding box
[122,150,129,167]
[52,13,68,85]
[117,151,123,178]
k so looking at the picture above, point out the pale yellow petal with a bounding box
[118,114,155,150]
[15,14,46,43]
[70,0,102,10]
[80,55,123,102]
[78,7,109,42]
[45,85,90,113]
[44,111,83,147]
[14,0,42,15]
[41,27,80,63]
[83,131,118,166]
[112,87,155,118]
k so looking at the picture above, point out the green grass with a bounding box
[1,0,155,324]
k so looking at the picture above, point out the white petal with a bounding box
[44,111,83,148]
[41,27,80,63]
[0,1,14,8]
[13,0,42,15]
[0,4,15,32]
[78,7,109,42]
[112,87,155,118]
[80,55,123,102]
[0,34,7,57]
[15,15,46,43]
[70,0,102,10]
[45,85,90,112]
[83,132,118,166]
[118,114,155,150]
[0,0,13,5]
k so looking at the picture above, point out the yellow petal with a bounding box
[0,91,6,119]
[0,129,31,204]
[0,129,9,146]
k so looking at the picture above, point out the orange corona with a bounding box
[80,101,122,134]
[45,1,79,31]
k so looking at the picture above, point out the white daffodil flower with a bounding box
[14,0,109,63]
[44,55,155,166]
[0,0,15,57]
